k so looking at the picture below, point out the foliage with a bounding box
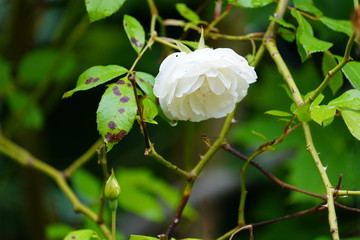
[0,0,359,240]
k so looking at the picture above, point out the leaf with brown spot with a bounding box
[97,79,137,151]
[63,65,127,98]
[123,15,145,54]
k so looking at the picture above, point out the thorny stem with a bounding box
[129,73,151,149]
[0,135,111,239]
[264,0,341,239]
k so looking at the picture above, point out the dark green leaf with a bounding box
[321,53,343,94]
[265,110,293,117]
[341,110,360,140]
[291,9,313,61]
[64,229,100,240]
[310,105,336,126]
[97,79,137,151]
[123,15,145,54]
[85,0,125,23]
[19,48,76,86]
[72,168,102,203]
[63,65,127,98]
[293,0,323,17]
[319,17,353,37]
[135,72,156,101]
[341,61,360,90]
[175,3,200,23]
[228,0,273,8]
[328,89,360,109]
[269,16,296,29]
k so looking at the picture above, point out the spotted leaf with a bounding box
[97,79,137,151]
[123,15,145,54]
[63,65,127,98]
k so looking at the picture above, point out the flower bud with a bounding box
[104,169,121,201]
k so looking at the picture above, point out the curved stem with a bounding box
[0,135,111,239]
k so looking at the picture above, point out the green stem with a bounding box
[238,148,266,225]
[0,135,111,239]
[304,32,356,104]
[63,138,104,178]
[337,190,360,196]
[302,123,339,239]
[191,108,236,176]
[154,36,180,50]
[147,145,190,180]
[111,210,116,240]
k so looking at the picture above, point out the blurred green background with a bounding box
[0,0,359,240]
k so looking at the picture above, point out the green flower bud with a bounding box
[104,169,121,201]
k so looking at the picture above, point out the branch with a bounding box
[0,135,111,239]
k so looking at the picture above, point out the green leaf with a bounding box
[117,168,196,222]
[129,235,158,240]
[294,103,311,122]
[321,53,343,94]
[135,72,156,101]
[142,98,158,124]
[46,223,73,240]
[63,65,127,98]
[96,79,137,151]
[328,89,360,109]
[269,16,296,29]
[310,93,324,107]
[72,168,102,204]
[310,105,336,126]
[319,17,353,37]
[85,0,125,23]
[293,0,323,17]
[175,3,200,23]
[64,229,100,240]
[299,34,333,54]
[265,110,293,117]
[19,48,76,86]
[228,0,273,8]
[291,9,332,56]
[341,110,360,140]
[341,61,360,90]
[123,15,145,54]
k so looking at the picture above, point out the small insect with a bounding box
[201,134,212,148]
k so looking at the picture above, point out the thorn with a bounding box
[323,165,328,172]
[321,204,328,208]
[231,118,238,124]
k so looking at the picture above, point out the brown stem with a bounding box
[128,73,151,149]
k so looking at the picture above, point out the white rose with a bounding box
[153,48,257,122]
